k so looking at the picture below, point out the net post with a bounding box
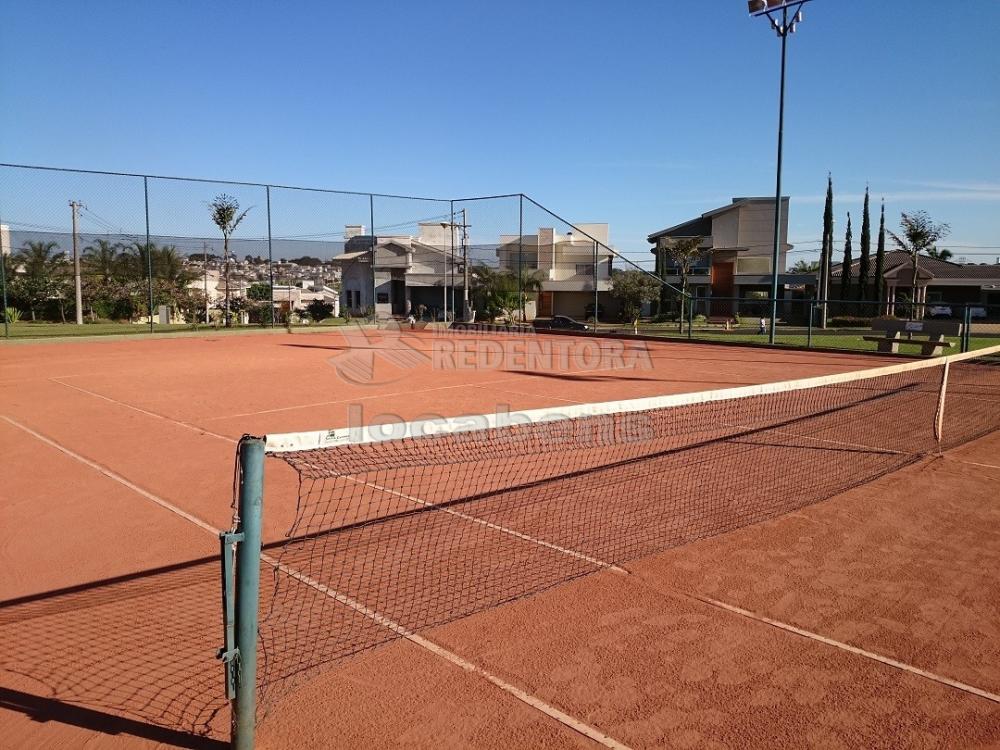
[687,297,694,340]
[232,436,265,750]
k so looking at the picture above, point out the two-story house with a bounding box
[647,197,797,315]
[333,221,617,322]
[333,223,462,319]
[497,223,613,319]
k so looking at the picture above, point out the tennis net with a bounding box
[245,345,1000,711]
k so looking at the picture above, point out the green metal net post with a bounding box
[232,437,265,750]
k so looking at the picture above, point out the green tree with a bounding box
[306,298,334,321]
[926,247,954,261]
[857,187,871,300]
[790,259,821,273]
[840,213,853,300]
[874,200,887,307]
[471,266,543,323]
[13,240,62,321]
[247,282,272,301]
[83,238,123,282]
[660,236,702,331]
[209,194,251,327]
[610,269,660,333]
[888,211,950,314]
[821,174,834,301]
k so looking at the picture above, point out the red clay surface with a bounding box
[1,327,997,749]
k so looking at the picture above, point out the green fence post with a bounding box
[232,437,265,750]
[807,300,814,348]
[687,296,694,339]
[962,304,971,353]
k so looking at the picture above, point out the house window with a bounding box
[736,257,772,275]
[575,263,596,276]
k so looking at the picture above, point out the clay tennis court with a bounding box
[1,327,999,749]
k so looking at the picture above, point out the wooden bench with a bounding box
[862,319,962,355]
[707,315,737,330]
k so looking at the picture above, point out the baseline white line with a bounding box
[1,415,219,535]
[49,377,238,445]
[201,374,539,423]
[691,593,1000,705]
[5,414,630,748]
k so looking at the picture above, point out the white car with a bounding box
[969,306,987,320]
[928,305,953,318]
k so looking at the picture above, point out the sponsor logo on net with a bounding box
[327,322,652,385]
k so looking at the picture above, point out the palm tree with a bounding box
[661,236,703,330]
[926,247,954,261]
[14,240,63,321]
[209,194,251,327]
[471,266,543,323]
[83,239,122,282]
[888,211,950,318]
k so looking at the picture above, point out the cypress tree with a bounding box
[874,200,887,308]
[857,187,871,300]
[840,212,853,300]
[820,174,834,299]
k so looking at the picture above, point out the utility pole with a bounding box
[69,200,84,324]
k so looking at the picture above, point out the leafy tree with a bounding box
[888,211,950,312]
[209,194,251,327]
[790,259,821,273]
[874,200,887,307]
[13,241,62,320]
[247,282,272,301]
[660,236,703,331]
[840,213,853,300]
[176,289,208,324]
[306,299,335,321]
[610,269,660,333]
[857,187,871,300]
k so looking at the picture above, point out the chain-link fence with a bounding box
[631,296,999,354]
[3,163,997,355]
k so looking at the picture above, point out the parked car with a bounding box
[970,306,987,320]
[533,315,590,331]
[928,305,953,318]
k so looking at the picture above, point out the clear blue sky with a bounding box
[3,0,999,266]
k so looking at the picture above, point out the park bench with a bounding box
[862,319,961,355]
[707,315,737,330]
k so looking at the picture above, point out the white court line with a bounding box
[205,360,637,423]
[3,413,631,749]
[691,593,1000,705]
[200,374,542,423]
[49,377,238,445]
[1,415,220,536]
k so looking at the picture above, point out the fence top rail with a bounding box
[0,162,453,203]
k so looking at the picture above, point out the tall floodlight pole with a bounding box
[748,0,810,344]
[461,208,470,321]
